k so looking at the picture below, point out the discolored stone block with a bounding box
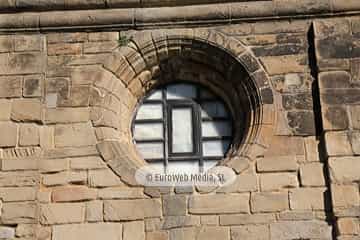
[23,74,42,97]
[323,106,349,130]
[270,221,332,239]
[260,55,307,75]
[350,106,360,129]
[0,36,14,52]
[14,35,42,52]
[319,71,351,89]
[282,93,313,110]
[287,111,316,135]
[252,44,305,57]
[48,43,82,55]
[349,131,360,155]
[0,76,22,98]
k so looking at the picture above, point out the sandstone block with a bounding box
[23,74,42,97]
[300,163,326,186]
[43,146,98,159]
[220,213,275,226]
[52,186,97,202]
[45,108,90,124]
[19,124,40,146]
[58,85,91,107]
[84,41,118,53]
[277,211,315,221]
[70,156,106,170]
[11,99,42,122]
[52,223,122,240]
[0,76,22,98]
[260,55,306,75]
[189,194,249,214]
[86,200,103,222]
[39,159,68,173]
[89,32,118,41]
[0,99,11,120]
[54,123,97,147]
[123,221,145,240]
[270,220,332,239]
[200,215,218,225]
[217,174,258,193]
[350,106,360,129]
[162,216,200,229]
[337,218,360,235]
[349,131,360,155]
[0,226,15,239]
[2,202,37,224]
[163,195,187,216]
[329,157,360,183]
[325,131,353,156]
[42,172,68,186]
[0,122,17,147]
[88,168,122,187]
[0,36,13,52]
[40,126,54,149]
[231,225,269,240]
[14,35,42,52]
[104,199,162,221]
[0,53,45,75]
[0,187,36,202]
[146,231,168,240]
[257,156,298,172]
[260,173,298,191]
[1,159,37,171]
[289,188,327,210]
[251,192,289,213]
[0,171,37,187]
[98,187,144,200]
[48,43,82,55]
[304,137,320,162]
[47,33,88,43]
[169,227,197,240]
[40,203,85,224]
[264,136,305,156]
[197,227,229,240]
[319,71,351,89]
[331,184,360,208]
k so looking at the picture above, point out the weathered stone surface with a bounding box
[321,89,360,105]
[329,157,360,183]
[217,174,258,193]
[169,227,197,240]
[45,108,90,123]
[104,199,162,221]
[0,99,11,120]
[260,55,307,75]
[89,32,118,41]
[43,146,98,159]
[11,99,42,122]
[14,35,42,52]
[287,111,315,135]
[350,106,360,130]
[84,41,118,53]
[231,225,269,240]
[265,136,305,156]
[323,106,349,130]
[349,131,360,155]
[200,215,218,225]
[257,156,298,172]
[0,187,36,202]
[52,223,122,240]
[289,188,327,210]
[52,186,97,202]
[1,159,37,171]
[162,216,200,229]
[0,36,13,52]
[220,213,275,226]
[86,200,103,222]
[324,131,353,156]
[0,171,38,187]
[0,53,45,75]
[300,163,326,186]
[278,211,315,221]
[270,221,332,239]
[251,192,288,213]
[42,172,68,186]
[19,124,40,146]
[2,202,37,224]
[0,226,15,239]
[189,194,250,214]
[40,203,85,224]
[163,195,187,216]
[48,43,82,55]
[146,231,168,240]
[0,76,22,98]
[196,227,229,240]
[40,126,54,149]
[47,33,88,43]
[260,173,298,191]
[58,85,91,107]
[98,187,144,199]
[337,217,359,235]
[39,159,68,173]
[0,122,17,147]
[331,184,359,208]
[282,93,313,110]
[23,74,42,97]
[54,123,97,147]
[70,156,106,170]
[88,168,122,187]
[123,221,145,240]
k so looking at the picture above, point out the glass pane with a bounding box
[146,90,162,100]
[136,104,163,120]
[201,101,228,118]
[137,142,164,159]
[166,161,200,174]
[166,84,196,99]
[134,123,163,140]
[172,108,194,153]
[202,140,230,157]
[202,121,232,137]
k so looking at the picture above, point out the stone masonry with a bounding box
[0,1,359,240]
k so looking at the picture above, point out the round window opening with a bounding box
[132,82,234,173]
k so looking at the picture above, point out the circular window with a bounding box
[132,82,233,173]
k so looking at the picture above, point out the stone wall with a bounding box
[0,7,358,240]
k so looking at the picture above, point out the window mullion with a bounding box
[162,88,169,168]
